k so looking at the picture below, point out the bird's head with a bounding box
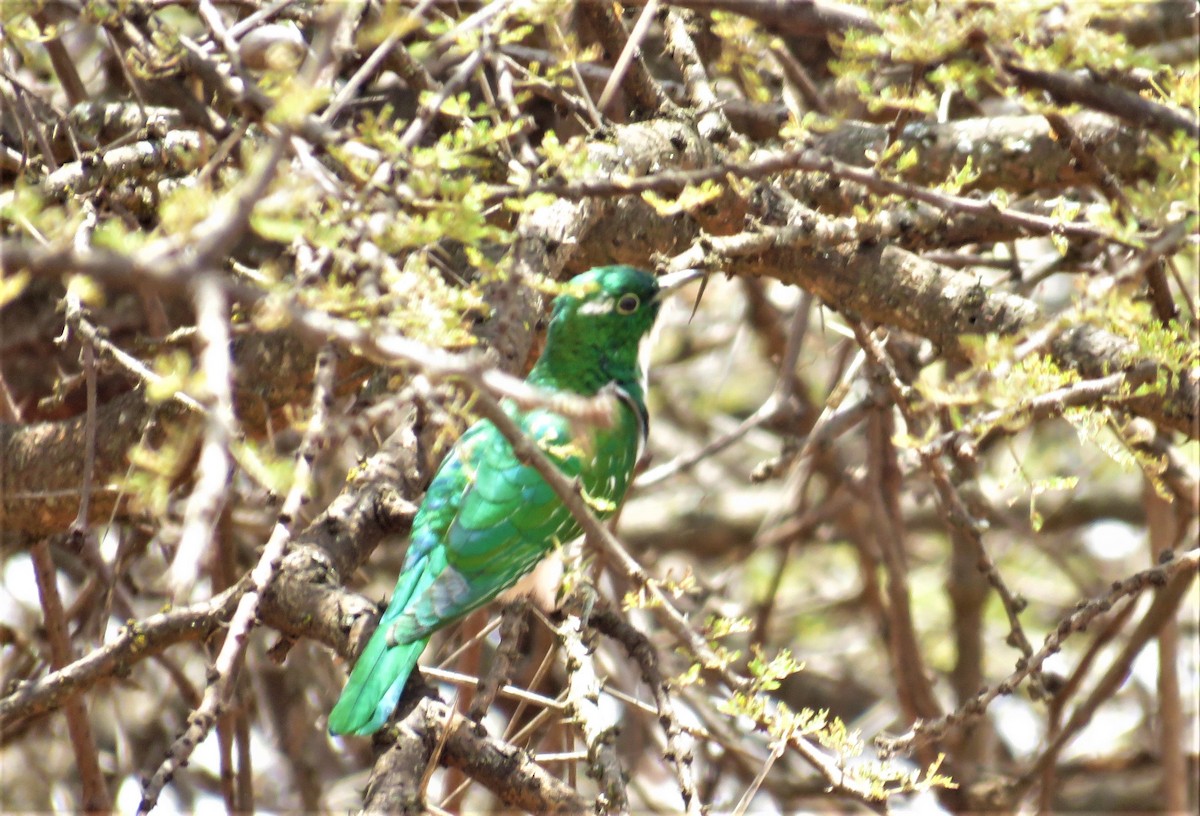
[533,265,701,391]
[549,264,700,342]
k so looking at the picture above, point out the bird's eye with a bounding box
[616,293,640,314]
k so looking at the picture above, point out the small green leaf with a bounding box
[0,271,29,309]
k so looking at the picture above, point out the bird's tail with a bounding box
[328,620,430,736]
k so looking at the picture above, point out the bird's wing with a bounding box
[387,408,585,645]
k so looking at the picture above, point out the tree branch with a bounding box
[29,539,111,813]
[878,547,1200,758]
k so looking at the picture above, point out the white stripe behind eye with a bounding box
[579,299,614,315]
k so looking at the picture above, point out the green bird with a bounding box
[328,265,700,736]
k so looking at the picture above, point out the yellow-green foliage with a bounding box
[717,644,956,799]
[123,424,202,519]
[1131,317,1198,396]
[146,350,204,404]
[1129,134,1199,223]
[232,437,297,498]
[710,11,780,104]
[834,0,1194,255]
[537,130,600,183]
[838,1,1146,93]
[1,182,69,240]
[622,568,698,612]
[704,613,755,641]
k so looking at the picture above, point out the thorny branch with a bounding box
[137,344,339,814]
[466,382,890,809]
[2,2,1196,814]
[164,277,235,596]
[30,539,111,813]
[878,548,1200,757]
[590,605,701,815]
[558,594,630,815]
[852,322,1044,689]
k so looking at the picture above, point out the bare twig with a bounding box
[0,365,21,423]
[1013,551,1198,801]
[865,398,944,728]
[216,706,238,812]
[30,540,111,813]
[652,0,880,38]
[464,378,888,809]
[435,697,590,815]
[30,8,88,106]
[597,0,659,114]
[397,47,487,151]
[852,323,1041,689]
[559,596,630,815]
[139,345,339,813]
[577,2,672,117]
[1036,591,1139,811]
[166,277,236,596]
[732,738,786,816]
[0,582,243,732]
[664,8,733,145]
[60,310,207,415]
[467,601,528,723]
[233,701,253,811]
[880,548,1200,758]
[1002,60,1198,139]
[770,39,830,115]
[591,606,701,814]
[63,208,100,534]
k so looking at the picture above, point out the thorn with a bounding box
[688,272,710,322]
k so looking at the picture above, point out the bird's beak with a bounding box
[653,268,705,300]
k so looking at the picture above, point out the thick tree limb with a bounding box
[364,695,589,815]
[653,0,880,38]
[685,237,1198,438]
[800,112,1152,210]
[0,581,242,734]
[0,328,362,537]
[1002,61,1199,140]
[2,105,1194,544]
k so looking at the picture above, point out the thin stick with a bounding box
[31,540,112,813]
[139,345,338,814]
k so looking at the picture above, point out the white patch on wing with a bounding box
[430,567,472,618]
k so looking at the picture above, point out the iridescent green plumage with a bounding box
[328,265,695,736]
